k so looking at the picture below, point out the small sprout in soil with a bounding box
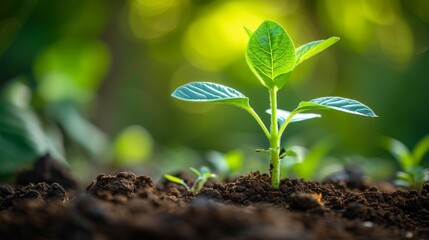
[164,166,217,193]
[381,135,429,192]
[172,20,377,187]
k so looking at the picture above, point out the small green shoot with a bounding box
[395,166,428,192]
[172,20,377,187]
[380,135,429,192]
[164,174,190,191]
[164,166,217,193]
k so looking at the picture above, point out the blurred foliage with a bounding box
[113,125,153,166]
[1,0,429,183]
[381,135,429,191]
[0,79,66,180]
[207,149,244,178]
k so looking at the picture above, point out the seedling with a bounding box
[164,166,217,193]
[172,20,377,187]
[380,135,429,192]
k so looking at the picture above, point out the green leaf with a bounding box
[380,136,413,170]
[48,103,107,157]
[164,174,186,185]
[295,37,340,66]
[171,82,250,109]
[207,150,243,176]
[245,20,295,90]
[203,172,217,179]
[266,109,320,126]
[292,138,333,180]
[0,102,67,175]
[190,167,201,177]
[295,97,377,117]
[412,134,429,165]
[0,102,48,174]
[279,146,306,161]
[243,26,254,37]
[394,178,411,188]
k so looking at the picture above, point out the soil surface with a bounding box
[1,159,429,239]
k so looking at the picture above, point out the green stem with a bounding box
[278,110,300,137]
[269,88,281,187]
[245,107,270,139]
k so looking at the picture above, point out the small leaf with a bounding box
[295,37,340,66]
[171,82,250,109]
[266,109,320,126]
[199,166,212,175]
[394,179,411,188]
[279,146,306,161]
[243,26,254,37]
[190,167,201,177]
[412,134,429,165]
[246,20,295,90]
[396,171,412,181]
[164,174,185,185]
[295,97,377,117]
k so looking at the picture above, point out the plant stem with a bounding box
[245,107,270,139]
[269,88,281,187]
[278,110,299,137]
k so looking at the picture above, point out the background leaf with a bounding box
[171,82,249,108]
[295,37,340,66]
[266,109,320,126]
[412,134,429,165]
[0,102,67,177]
[295,97,377,117]
[245,20,295,89]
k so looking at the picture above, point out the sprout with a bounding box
[172,20,377,187]
[164,166,217,193]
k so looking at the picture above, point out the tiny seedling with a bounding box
[172,20,377,187]
[164,166,217,193]
[380,135,429,192]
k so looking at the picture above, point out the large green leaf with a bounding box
[295,97,377,117]
[295,37,340,66]
[171,82,250,108]
[266,109,320,126]
[245,20,295,90]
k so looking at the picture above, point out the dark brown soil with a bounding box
[1,166,429,239]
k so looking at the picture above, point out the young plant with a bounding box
[172,20,377,187]
[380,135,429,192]
[164,166,217,193]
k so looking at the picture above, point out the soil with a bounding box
[1,158,429,239]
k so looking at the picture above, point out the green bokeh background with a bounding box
[1,0,428,183]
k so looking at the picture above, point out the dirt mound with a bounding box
[0,171,427,239]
